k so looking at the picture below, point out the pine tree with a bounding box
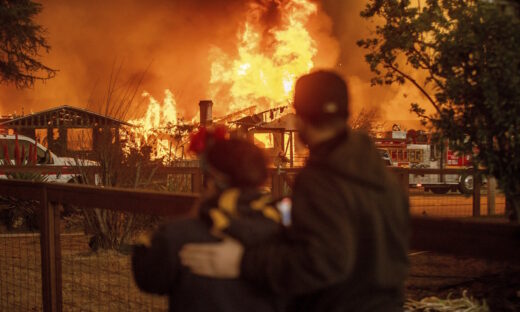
[0,0,56,88]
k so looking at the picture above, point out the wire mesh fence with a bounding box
[405,171,506,217]
[60,211,168,312]
[0,196,42,312]
[409,189,506,217]
[0,208,168,311]
[0,233,42,311]
[0,167,516,311]
[270,168,507,218]
[0,178,197,312]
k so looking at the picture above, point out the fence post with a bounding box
[272,169,283,199]
[472,172,481,217]
[402,169,410,197]
[487,176,496,215]
[191,169,203,194]
[40,185,62,312]
[394,168,409,197]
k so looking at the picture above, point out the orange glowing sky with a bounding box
[0,0,428,129]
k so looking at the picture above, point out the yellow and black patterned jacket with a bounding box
[132,188,284,312]
[199,188,281,246]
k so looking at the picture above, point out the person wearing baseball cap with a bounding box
[181,70,410,312]
[293,70,349,124]
[292,70,350,149]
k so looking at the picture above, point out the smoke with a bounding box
[319,0,428,127]
[0,0,424,127]
[0,0,249,119]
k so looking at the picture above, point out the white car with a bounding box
[0,134,98,183]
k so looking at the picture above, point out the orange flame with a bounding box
[126,0,319,160]
[126,90,180,160]
[134,89,178,139]
[209,0,318,112]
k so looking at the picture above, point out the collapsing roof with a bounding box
[260,113,299,131]
[231,105,290,129]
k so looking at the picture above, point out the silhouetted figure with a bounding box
[132,131,284,312]
[181,71,410,312]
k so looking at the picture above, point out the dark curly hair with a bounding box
[205,138,268,188]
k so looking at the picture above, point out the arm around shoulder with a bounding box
[241,170,357,295]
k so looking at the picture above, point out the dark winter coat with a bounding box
[132,188,284,312]
[241,129,410,312]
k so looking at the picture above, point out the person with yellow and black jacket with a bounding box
[132,131,285,312]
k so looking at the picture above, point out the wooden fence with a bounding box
[0,166,519,312]
[271,167,492,217]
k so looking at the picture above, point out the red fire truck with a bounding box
[374,128,475,194]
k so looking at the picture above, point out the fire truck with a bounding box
[374,128,475,194]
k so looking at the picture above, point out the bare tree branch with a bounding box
[386,62,442,115]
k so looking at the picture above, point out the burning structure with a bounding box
[230,106,307,167]
[0,105,130,158]
[0,0,347,166]
[142,99,305,167]
[122,0,321,165]
[0,0,432,136]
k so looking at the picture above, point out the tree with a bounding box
[358,0,520,221]
[73,63,164,252]
[350,107,385,136]
[0,0,56,88]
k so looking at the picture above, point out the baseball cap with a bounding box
[293,71,349,125]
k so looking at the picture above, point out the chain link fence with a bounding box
[0,195,42,311]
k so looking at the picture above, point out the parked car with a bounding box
[0,134,98,183]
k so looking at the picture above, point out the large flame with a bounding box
[125,0,319,160]
[210,0,318,112]
[136,90,178,138]
[126,90,181,161]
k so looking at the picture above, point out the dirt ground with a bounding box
[406,251,520,311]
[0,234,167,312]
[1,233,519,311]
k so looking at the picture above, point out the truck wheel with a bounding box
[458,173,474,195]
[431,187,450,195]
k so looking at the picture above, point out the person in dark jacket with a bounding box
[132,132,285,312]
[180,71,410,312]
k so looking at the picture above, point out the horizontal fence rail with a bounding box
[0,179,199,217]
[411,216,520,262]
[0,166,518,311]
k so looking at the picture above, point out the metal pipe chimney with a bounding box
[199,100,213,126]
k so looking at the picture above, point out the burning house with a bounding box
[194,100,307,167]
[0,105,131,158]
[229,106,307,167]
[38,0,326,166]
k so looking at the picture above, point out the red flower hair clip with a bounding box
[188,125,228,155]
